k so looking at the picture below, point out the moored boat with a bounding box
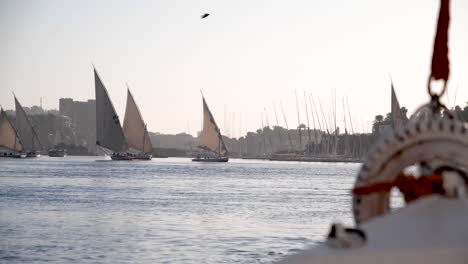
[26,151,41,158]
[48,148,67,157]
[278,116,468,264]
[192,155,228,162]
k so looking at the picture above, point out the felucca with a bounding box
[94,67,132,160]
[14,96,42,157]
[192,93,229,162]
[0,108,26,158]
[48,131,67,157]
[123,85,153,160]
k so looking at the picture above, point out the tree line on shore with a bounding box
[4,102,467,157]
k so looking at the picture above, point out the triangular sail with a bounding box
[391,83,404,130]
[199,96,228,156]
[94,68,128,152]
[123,87,153,153]
[14,97,42,151]
[0,108,24,152]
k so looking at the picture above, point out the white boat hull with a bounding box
[26,151,41,158]
[192,156,228,162]
[277,195,468,264]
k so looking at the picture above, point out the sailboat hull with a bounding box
[48,149,67,157]
[26,151,41,158]
[0,152,26,158]
[111,152,134,160]
[192,156,229,162]
[133,153,152,160]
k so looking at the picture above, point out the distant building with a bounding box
[59,98,74,117]
[22,105,45,115]
[150,132,193,150]
[59,98,96,153]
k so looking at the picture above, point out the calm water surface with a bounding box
[1,157,362,263]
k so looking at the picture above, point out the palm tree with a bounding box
[372,115,384,134]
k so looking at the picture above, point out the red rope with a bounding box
[353,173,444,203]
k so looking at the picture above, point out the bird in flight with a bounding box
[201,13,210,19]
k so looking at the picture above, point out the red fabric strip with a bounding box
[430,0,450,81]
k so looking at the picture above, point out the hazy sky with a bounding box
[1,0,467,136]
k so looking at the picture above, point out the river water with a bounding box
[1,157,368,263]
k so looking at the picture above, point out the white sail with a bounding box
[94,68,128,152]
[199,96,228,156]
[0,108,24,152]
[123,87,153,154]
[14,96,42,151]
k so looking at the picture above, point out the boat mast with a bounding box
[239,113,242,157]
[346,98,354,134]
[310,95,322,154]
[295,90,302,149]
[333,89,338,157]
[452,84,458,109]
[272,102,283,146]
[280,101,293,151]
[317,97,329,154]
[32,127,35,152]
[308,94,318,154]
[260,113,266,155]
[346,97,355,158]
[303,91,311,156]
[264,107,274,154]
[342,97,348,157]
[223,105,227,137]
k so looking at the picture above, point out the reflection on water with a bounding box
[0,157,399,263]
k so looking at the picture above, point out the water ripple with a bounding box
[0,157,362,263]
